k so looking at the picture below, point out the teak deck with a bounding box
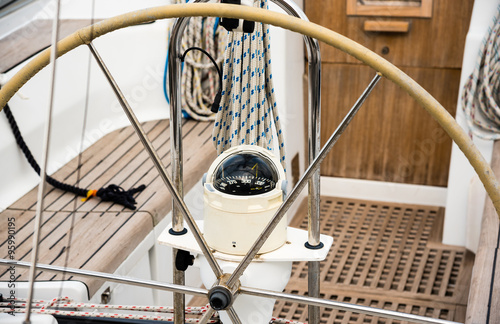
[0,119,216,295]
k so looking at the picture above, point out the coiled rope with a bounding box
[463,4,500,139]
[165,0,226,121]
[212,0,286,169]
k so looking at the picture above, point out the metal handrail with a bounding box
[166,1,322,322]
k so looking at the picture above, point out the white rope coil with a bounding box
[212,0,286,169]
[168,0,226,121]
[1,298,218,323]
[1,298,308,323]
[463,5,500,139]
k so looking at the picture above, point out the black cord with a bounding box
[2,103,145,210]
[180,46,223,113]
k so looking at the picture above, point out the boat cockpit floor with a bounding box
[191,196,473,323]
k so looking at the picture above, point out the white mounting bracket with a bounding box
[158,220,333,262]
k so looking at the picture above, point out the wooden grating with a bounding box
[0,119,216,295]
[272,196,473,323]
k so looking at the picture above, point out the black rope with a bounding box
[3,103,145,210]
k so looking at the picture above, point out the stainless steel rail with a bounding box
[0,259,208,297]
[24,2,61,323]
[227,74,382,288]
[240,286,462,324]
[167,3,202,322]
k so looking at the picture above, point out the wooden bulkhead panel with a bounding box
[305,0,474,186]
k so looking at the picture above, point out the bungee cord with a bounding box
[462,4,500,139]
[212,0,286,170]
[2,103,146,210]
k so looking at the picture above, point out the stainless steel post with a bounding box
[172,249,185,324]
[166,2,321,322]
[305,11,322,324]
[168,3,201,322]
[255,2,323,321]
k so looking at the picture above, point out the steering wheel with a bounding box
[0,3,498,324]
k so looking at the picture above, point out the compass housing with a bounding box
[203,145,287,255]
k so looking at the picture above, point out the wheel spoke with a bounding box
[198,306,216,324]
[0,259,208,297]
[87,42,223,279]
[226,306,242,324]
[227,74,382,288]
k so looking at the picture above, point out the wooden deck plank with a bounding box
[466,249,494,323]
[68,120,170,212]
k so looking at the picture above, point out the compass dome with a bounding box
[213,152,278,196]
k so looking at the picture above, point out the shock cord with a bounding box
[2,103,145,210]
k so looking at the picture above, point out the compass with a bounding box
[203,145,287,255]
[212,152,279,196]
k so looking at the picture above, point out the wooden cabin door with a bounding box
[304,0,474,186]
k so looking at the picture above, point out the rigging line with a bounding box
[24,0,62,323]
[56,0,97,306]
